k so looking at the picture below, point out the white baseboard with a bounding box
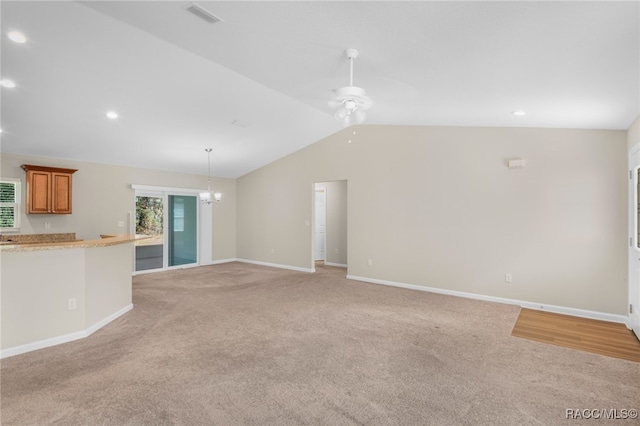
[237,258,314,273]
[85,304,134,336]
[346,275,629,326]
[325,262,347,268]
[207,258,239,265]
[0,304,133,359]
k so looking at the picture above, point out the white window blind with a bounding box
[0,178,21,231]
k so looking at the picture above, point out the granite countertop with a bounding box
[0,234,139,253]
[0,232,77,244]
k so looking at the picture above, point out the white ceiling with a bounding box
[1,1,638,178]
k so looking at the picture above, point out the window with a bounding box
[173,199,185,232]
[0,178,21,231]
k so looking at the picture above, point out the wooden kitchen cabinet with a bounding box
[21,164,78,214]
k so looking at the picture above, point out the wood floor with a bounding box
[511,308,640,362]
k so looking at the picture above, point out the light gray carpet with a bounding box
[1,262,638,425]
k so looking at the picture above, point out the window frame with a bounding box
[0,178,22,232]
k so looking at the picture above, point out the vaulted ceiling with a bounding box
[1,1,638,178]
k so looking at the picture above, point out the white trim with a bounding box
[628,142,640,338]
[346,275,629,325]
[0,304,133,359]
[237,258,314,273]
[166,262,201,272]
[85,304,134,336]
[133,258,236,272]
[133,268,162,276]
[208,258,239,265]
[325,262,347,268]
[131,184,204,194]
[0,330,88,360]
[314,185,327,262]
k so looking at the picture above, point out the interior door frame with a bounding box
[314,185,327,262]
[628,144,640,339]
[132,184,209,275]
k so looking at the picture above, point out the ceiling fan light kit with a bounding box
[330,48,373,127]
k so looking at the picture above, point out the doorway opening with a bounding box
[315,186,326,263]
[313,181,348,272]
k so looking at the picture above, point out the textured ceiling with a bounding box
[1,1,638,178]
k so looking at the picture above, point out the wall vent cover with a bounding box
[183,2,224,24]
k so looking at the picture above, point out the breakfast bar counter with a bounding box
[0,233,138,252]
[1,234,136,358]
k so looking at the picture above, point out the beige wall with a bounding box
[1,248,86,348]
[1,124,631,316]
[1,243,134,352]
[0,153,236,262]
[238,125,628,315]
[85,244,133,326]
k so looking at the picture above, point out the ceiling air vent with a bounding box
[232,119,251,129]
[183,2,224,24]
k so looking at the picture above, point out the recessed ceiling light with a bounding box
[7,31,26,44]
[512,110,526,116]
[106,111,118,119]
[0,79,16,88]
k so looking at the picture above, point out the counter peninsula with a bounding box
[1,234,137,358]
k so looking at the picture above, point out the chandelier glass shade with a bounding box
[200,148,221,205]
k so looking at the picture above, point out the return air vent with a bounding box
[183,2,224,24]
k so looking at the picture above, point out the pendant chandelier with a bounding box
[201,148,221,205]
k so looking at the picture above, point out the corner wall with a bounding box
[237,125,628,315]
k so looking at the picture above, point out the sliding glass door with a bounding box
[134,190,199,273]
[168,195,198,267]
[135,195,164,272]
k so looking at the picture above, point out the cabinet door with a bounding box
[51,172,72,214]
[27,170,51,214]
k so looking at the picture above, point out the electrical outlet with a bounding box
[68,298,77,310]
[270,248,275,254]
[335,248,339,254]
[117,221,125,228]
[505,273,513,283]
[367,259,373,266]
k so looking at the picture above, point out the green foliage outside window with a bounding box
[0,206,15,227]
[0,180,18,229]
[136,196,163,236]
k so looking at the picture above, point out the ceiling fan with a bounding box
[329,48,373,126]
